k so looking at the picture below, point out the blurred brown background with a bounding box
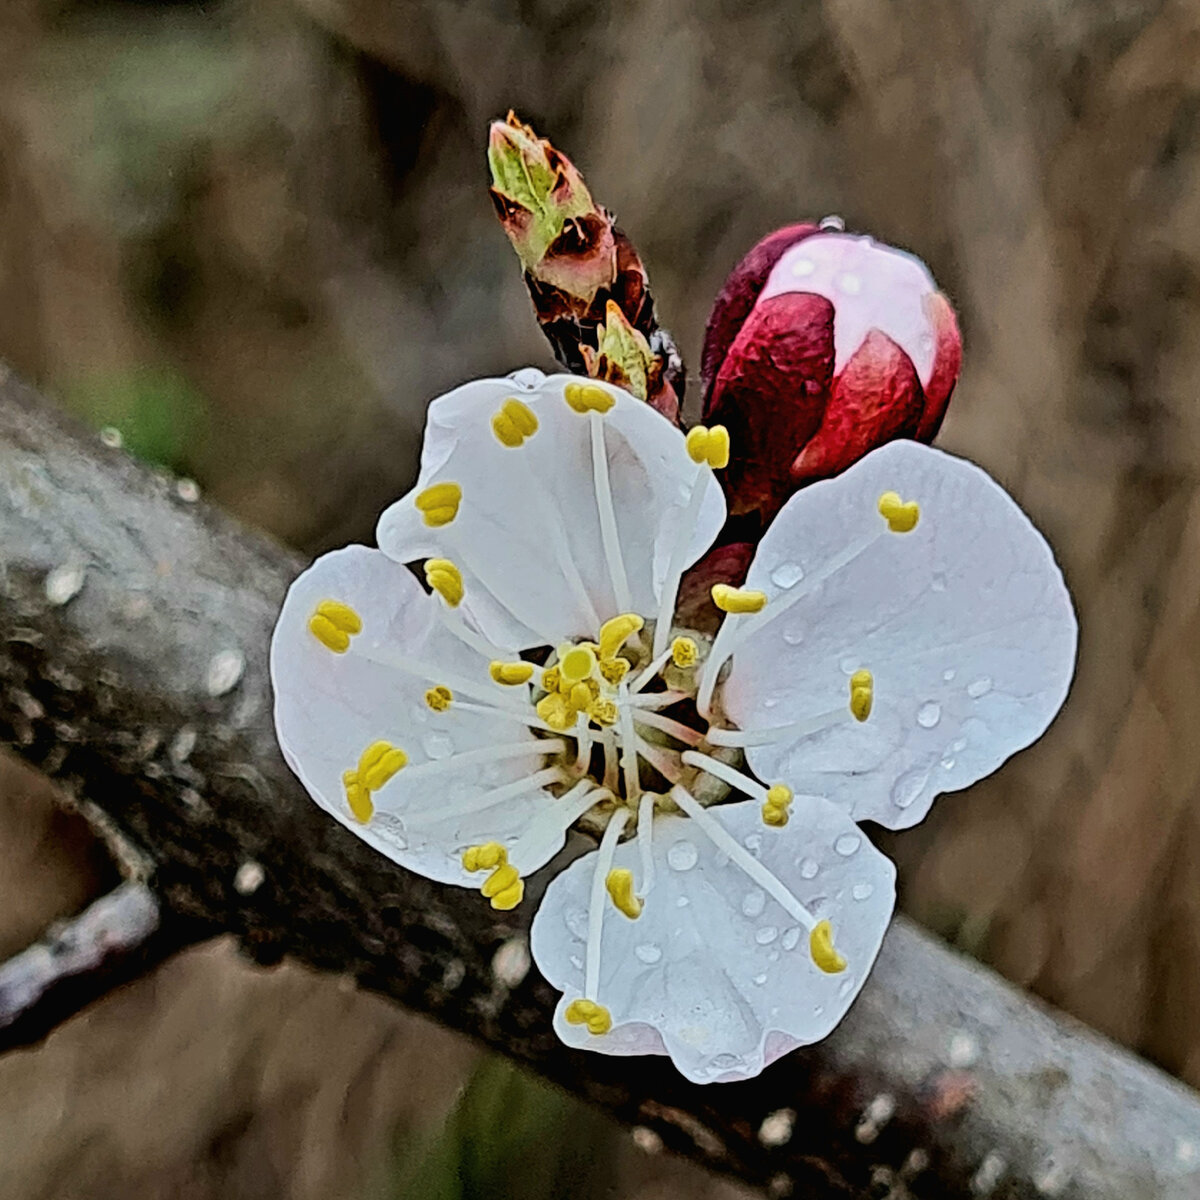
[2,0,1200,1195]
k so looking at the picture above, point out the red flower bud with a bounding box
[702,225,961,523]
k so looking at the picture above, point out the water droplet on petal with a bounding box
[791,257,816,277]
[835,834,861,856]
[782,927,801,951]
[952,738,967,753]
[743,833,763,855]
[635,943,662,964]
[941,757,956,770]
[565,908,589,939]
[943,668,956,682]
[839,656,860,675]
[741,888,766,917]
[838,272,862,295]
[676,896,690,908]
[818,214,846,232]
[423,732,454,760]
[569,954,583,970]
[753,973,768,986]
[799,858,820,879]
[770,562,805,589]
[917,701,942,729]
[891,767,929,810]
[756,926,779,945]
[667,840,698,871]
[838,977,856,998]
[967,676,993,698]
[852,882,874,901]
[782,625,804,646]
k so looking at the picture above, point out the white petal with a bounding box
[725,440,1077,830]
[375,373,724,648]
[530,799,895,1084]
[270,545,562,884]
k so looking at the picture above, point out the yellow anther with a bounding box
[425,558,464,607]
[307,599,362,653]
[569,681,594,711]
[877,490,920,534]
[598,613,644,661]
[685,424,731,470]
[536,692,573,731]
[809,919,848,974]
[762,783,794,827]
[598,657,630,685]
[605,868,643,919]
[560,645,597,684]
[425,685,453,712]
[712,584,767,614]
[564,381,615,414]
[671,636,699,668]
[342,770,373,824]
[490,660,535,686]
[414,481,463,527]
[491,397,539,447]
[541,666,561,692]
[462,842,524,909]
[565,998,612,1035]
[588,698,619,726]
[358,740,408,792]
[849,669,874,722]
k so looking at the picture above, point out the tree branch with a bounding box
[1,367,1198,1198]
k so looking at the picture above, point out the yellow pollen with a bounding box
[671,636,698,668]
[712,584,767,614]
[491,397,539,447]
[762,783,793,828]
[536,692,573,731]
[490,660,534,686]
[598,613,644,661]
[685,424,731,469]
[462,842,524,910]
[357,740,408,792]
[568,681,593,711]
[878,490,920,533]
[560,645,597,684]
[606,868,643,918]
[425,559,464,607]
[598,657,629,685]
[809,919,847,974]
[414,481,463,527]
[564,381,615,414]
[424,685,453,712]
[565,998,612,1035]
[541,665,561,692]
[588,698,619,726]
[342,770,372,824]
[849,669,874,722]
[307,599,362,653]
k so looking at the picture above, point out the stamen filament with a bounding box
[403,739,566,781]
[448,698,562,736]
[586,808,631,999]
[680,749,767,801]
[602,733,619,791]
[634,709,706,747]
[697,529,882,717]
[705,705,849,747]
[436,606,513,661]
[529,473,602,631]
[589,410,632,614]
[636,791,656,899]
[628,689,688,711]
[416,766,566,825]
[353,646,529,714]
[670,785,817,931]
[652,465,708,659]
[616,682,641,803]
[573,714,594,774]
[508,780,609,871]
[630,646,674,693]
[634,735,683,784]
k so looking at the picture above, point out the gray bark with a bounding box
[1,367,1198,1199]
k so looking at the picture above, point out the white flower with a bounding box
[270,370,1077,1084]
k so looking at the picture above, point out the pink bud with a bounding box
[702,226,961,523]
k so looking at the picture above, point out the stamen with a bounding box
[564,998,612,1036]
[877,491,920,533]
[628,689,688,711]
[809,919,847,973]
[491,397,539,447]
[508,781,610,871]
[634,736,683,784]
[442,698,563,736]
[680,749,766,801]
[560,644,598,684]
[635,791,656,899]
[308,600,362,653]
[630,646,674,693]
[712,584,767,614]
[588,698,619,726]
[425,559,464,607]
[651,464,710,659]
[414,481,462,527]
[598,612,643,661]
[602,733,619,791]
[352,644,530,713]
[849,669,874,721]
[598,658,629,685]
[403,739,565,782]
[573,715,594,773]
[424,685,453,712]
[342,740,408,823]
[706,705,852,747]
[589,410,633,613]
[536,692,573,731]
[633,709,706,747]
[585,808,630,1000]
[762,784,793,828]
[420,765,567,826]
[671,637,698,668]
[462,841,523,910]
[616,682,641,802]
[670,785,817,931]
[490,660,535,686]
[606,868,643,918]
[684,424,730,469]
[697,529,882,717]
[564,381,615,414]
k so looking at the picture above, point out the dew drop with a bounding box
[835,834,861,857]
[741,888,766,917]
[635,943,663,964]
[676,896,690,908]
[931,572,947,593]
[565,908,589,939]
[818,214,846,232]
[782,625,804,646]
[770,562,805,589]
[762,696,779,709]
[768,950,779,962]
[838,272,862,295]
[967,675,993,698]
[838,977,856,998]
[782,926,801,951]
[891,767,928,809]
[756,926,779,945]
[753,973,768,985]
[941,756,956,770]
[743,833,763,855]
[943,668,956,682]
[839,656,860,675]
[917,701,942,729]
[799,858,820,879]
[791,257,816,277]
[422,732,455,760]
[569,954,583,970]
[852,882,874,901]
